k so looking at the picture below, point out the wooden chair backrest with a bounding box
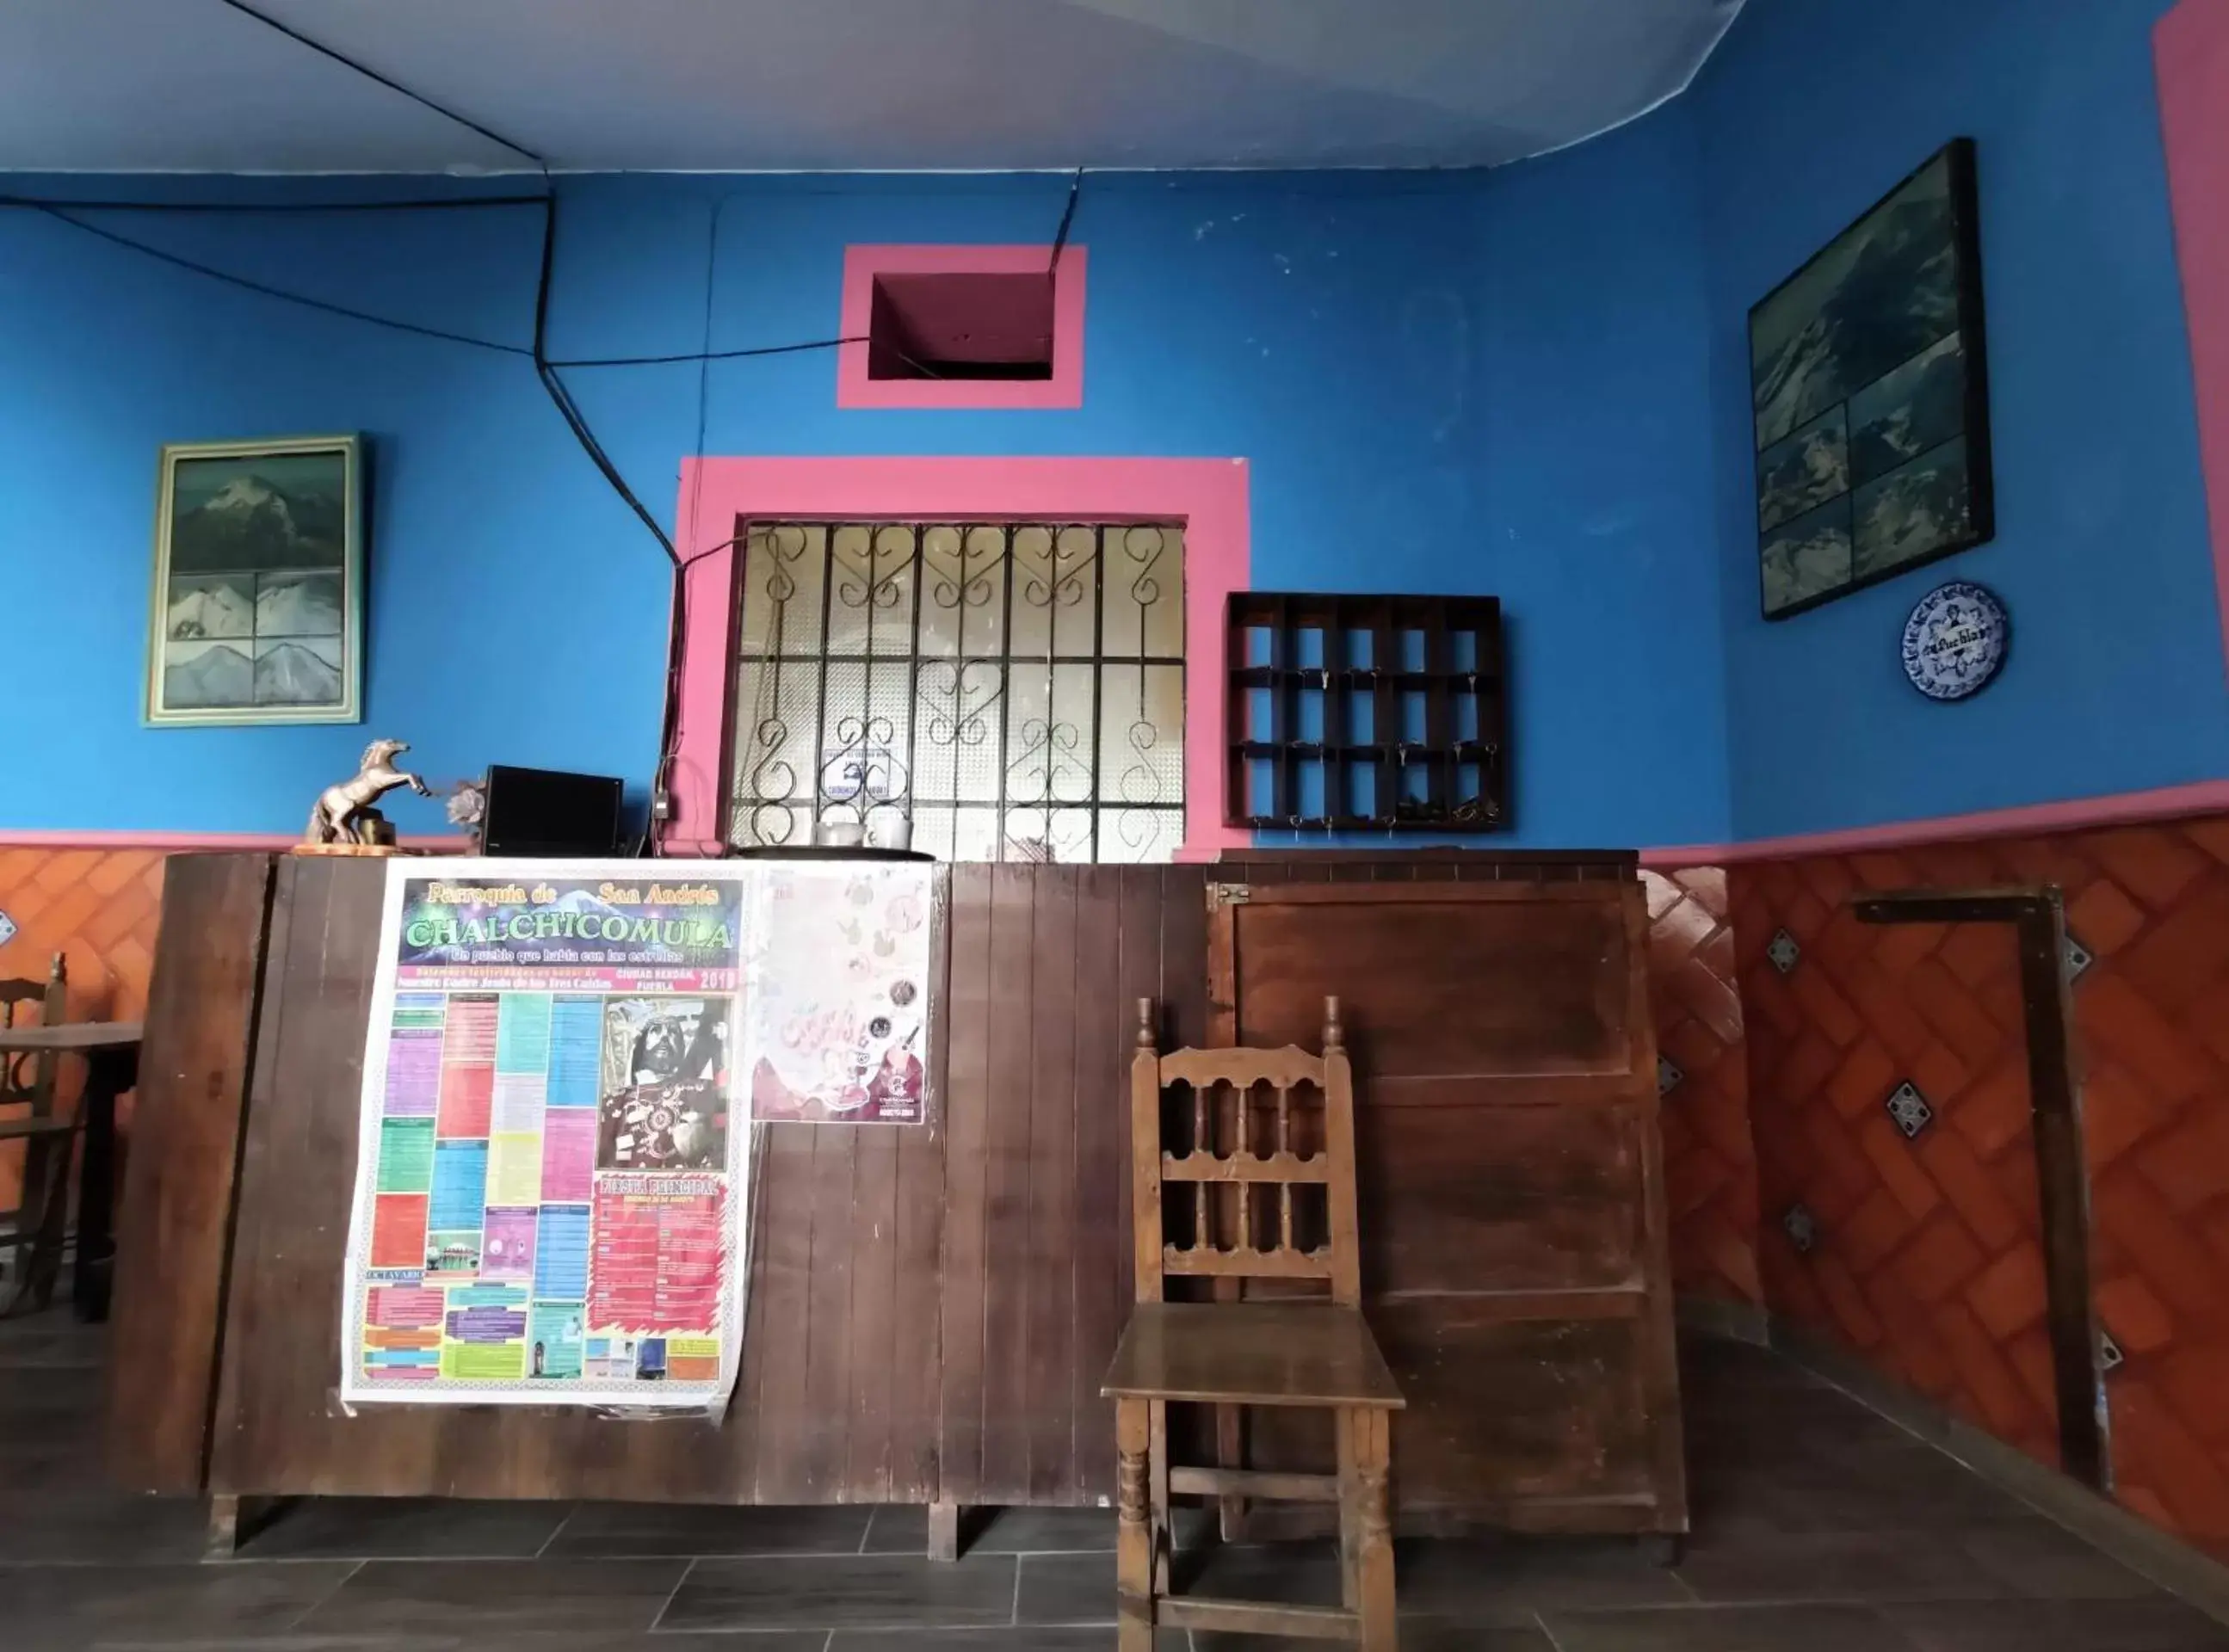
[0,953,67,1115]
[1129,994,1361,1306]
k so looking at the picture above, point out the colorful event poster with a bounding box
[340,860,753,1408]
[745,863,935,1125]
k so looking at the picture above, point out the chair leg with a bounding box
[1337,1405,1360,1610]
[1352,1407,1398,1652]
[1210,1267,1248,1538]
[1115,1398,1155,1652]
[1214,1397,1248,1540]
[1149,1399,1171,1595]
[2,1130,74,1317]
[71,1049,129,1322]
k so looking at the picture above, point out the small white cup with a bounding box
[872,817,913,852]
[814,819,866,848]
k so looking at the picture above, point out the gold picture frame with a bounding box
[145,434,363,726]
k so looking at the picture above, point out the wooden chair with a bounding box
[0,954,75,1315]
[1102,995,1404,1650]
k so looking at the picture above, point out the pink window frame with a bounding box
[663,456,1249,860]
[837,245,1086,410]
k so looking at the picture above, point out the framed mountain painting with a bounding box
[1752,139,1994,619]
[145,435,363,725]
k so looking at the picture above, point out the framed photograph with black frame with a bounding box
[145,434,364,725]
[1751,138,1994,620]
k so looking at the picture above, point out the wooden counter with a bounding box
[105,850,1683,1540]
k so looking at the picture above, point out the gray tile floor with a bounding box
[4,1308,2225,1650]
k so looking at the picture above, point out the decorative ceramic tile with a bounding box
[1885,1081,1935,1139]
[1783,1202,1818,1254]
[1732,822,2229,1554]
[0,848,170,1214]
[1766,928,1800,975]
[2100,1327,2125,1373]
[2064,928,2094,984]
[1657,1054,1683,1096]
[1641,868,1758,1310]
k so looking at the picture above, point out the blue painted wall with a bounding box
[3,2,2223,852]
[0,134,1731,846]
[0,186,670,839]
[1694,0,2229,840]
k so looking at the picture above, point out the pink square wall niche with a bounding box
[838,244,1086,410]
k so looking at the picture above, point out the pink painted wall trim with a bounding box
[15,770,2226,868]
[665,455,1250,857]
[0,830,471,851]
[838,245,1086,410]
[1641,778,2229,868]
[2158,0,2229,685]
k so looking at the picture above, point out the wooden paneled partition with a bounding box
[104,852,273,1492]
[107,848,1681,1543]
[1210,851,1686,1540]
[109,855,1206,1507]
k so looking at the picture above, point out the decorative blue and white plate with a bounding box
[1901,581,2009,701]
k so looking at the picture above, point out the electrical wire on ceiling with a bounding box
[1048,167,1083,275]
[192,2,708,854]
[7,0,1086,854]
[193,2,672,564]
[208,0,529,163]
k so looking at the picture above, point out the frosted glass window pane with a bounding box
[729,521,1184,861]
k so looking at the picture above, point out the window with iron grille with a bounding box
[728,521,1185,863]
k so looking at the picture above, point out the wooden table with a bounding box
[0,1020,140,1321]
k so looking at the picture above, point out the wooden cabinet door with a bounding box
[1208,878,1687,1535]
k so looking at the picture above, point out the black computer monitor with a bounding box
[479,765,624,858]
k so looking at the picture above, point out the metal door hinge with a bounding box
[1207,882,1252,911]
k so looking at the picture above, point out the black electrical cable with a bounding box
[1048,167,1084,274]
[12,196,889,373]
[551,336,865,368]
[528,192,677,562]
[19,200,538,355]
[1,188,878,368]
[201,0,707,848]
[10,196,876,376]
[0,193,549,213]
[30,7,1101,854]
[199,2,684,579]
[212,0,544,169]
[641,200,730,855]
[15,187,917,851]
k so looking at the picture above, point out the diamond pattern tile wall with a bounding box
[1731,817,2229,1561]
[1642,868,1761,1310]
[0,848,168,1211]
[8,833,2218,1557]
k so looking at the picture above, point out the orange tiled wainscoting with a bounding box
[5,837,2222,1564]
[0,848,1769,1351]
[1731,816,2229,1560]
[0,848,167,1210]
[1644,869,1763,1311]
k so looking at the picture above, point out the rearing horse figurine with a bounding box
[306,739,435,846]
